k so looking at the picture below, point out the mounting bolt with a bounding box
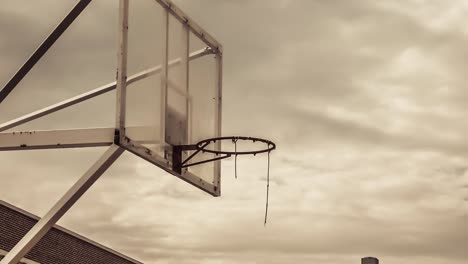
[113,129,120,145]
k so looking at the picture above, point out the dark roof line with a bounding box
[0,200,143,264]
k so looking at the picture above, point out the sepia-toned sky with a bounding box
[2,0,468,263]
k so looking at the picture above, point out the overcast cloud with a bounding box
[2,0,468,263]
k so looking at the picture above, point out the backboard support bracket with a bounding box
[114,129,120,145]
[172,143,230,174]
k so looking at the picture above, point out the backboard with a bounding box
[116,0,223,196]
[0,2,278,261]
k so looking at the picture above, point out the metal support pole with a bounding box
[214,52,223,195]
[160,8,169,149]
[0,0,92,104]
[115,0,129,143]
[0,145,124,264]
[182,23,190,145]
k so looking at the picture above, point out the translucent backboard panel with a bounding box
[166,15,189,146]
[185,45,219,186]
[125,1,163,154]
[119,0,222,196]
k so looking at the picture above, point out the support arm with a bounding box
[0,48,211,133]
[0,144,124,264]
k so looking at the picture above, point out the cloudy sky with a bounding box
[2,0,468,263]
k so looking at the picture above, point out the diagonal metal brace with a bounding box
[181,154,231,168]
[172,142,230,174]
[0,0,92,104]
[181,142,209,166]
[0,144,124,264]
[0,48,211,133]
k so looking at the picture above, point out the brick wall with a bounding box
[0,201,142,264]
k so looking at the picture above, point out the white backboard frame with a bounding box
[116,0,223,196]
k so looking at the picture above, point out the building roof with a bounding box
[0,248,39,264]
[0,200,143,264]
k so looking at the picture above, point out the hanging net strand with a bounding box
[264,148,271,226]
[233,138,238,179]
[190,136,276,224]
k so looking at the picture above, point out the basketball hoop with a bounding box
[172,136,276,173]
[196,136,276,155]
[173,136,276,225]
